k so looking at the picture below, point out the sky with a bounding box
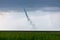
[0,0,60,31]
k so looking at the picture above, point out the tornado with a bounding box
[24,8,36,29]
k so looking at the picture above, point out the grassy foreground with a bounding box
[0,32,60,40]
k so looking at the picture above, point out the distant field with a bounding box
[0,31,60,40]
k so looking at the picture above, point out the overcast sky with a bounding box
[0,0,60,31]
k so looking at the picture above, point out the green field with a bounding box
[0,32,60,40]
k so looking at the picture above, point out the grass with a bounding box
[0,32,60,40]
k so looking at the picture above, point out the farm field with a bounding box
[0,31,60,40]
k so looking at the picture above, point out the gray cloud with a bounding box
[0,0,60,10]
